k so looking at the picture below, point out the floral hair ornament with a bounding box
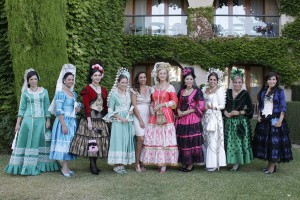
[182,68,192,76]
[107,67,131,103]
[21,68,36,92]
[206,68,224,86]
[230,66,244,80]
[92,64,104,76]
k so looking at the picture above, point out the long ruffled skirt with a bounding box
[253,118,293,163]
[224,116,253,164]
[70,118,109,157]
[175,113,204,165]
[49,116,77,160]
[141,123,178,166]
[5,117,60,175]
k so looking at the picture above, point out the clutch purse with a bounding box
[88,139,99,153]
[271,118,279,126]
[156,112,167,125]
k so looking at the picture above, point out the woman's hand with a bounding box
[231,110,240,116]
[150,107,155,115]
[15,123,20,132]
[274,120,282,128]
[177,110,182,117]
[154,104,163,112]
[87,121,93,131]
[75,107,81,113]
[62,125,68,134]
[224,111,232,118]
[120,117,129,123]
[257,115,261,122]
[46,119,51,129]
[139,119,145,128]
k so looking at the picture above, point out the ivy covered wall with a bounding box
[281,0,300,40]
[124,36,300,86]
[66,0,126,93]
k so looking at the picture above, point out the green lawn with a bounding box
[1,147,300,200]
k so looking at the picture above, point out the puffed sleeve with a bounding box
[55,91,66,116]
[215,87,226,110]
[244,91,253,119]
[44,89,51,118]
[17,91,27,117]
[278,89,287,113]
[102,91,117,122]
[81,88,91,117]
[166,85,178,109]
[192,89,205,118]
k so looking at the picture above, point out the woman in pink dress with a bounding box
[141,62,179,174]
[175,67,205,172]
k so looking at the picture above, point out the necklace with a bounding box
[185,87,193,94]
[209,86,217,93]
[118,88,126,95]
[233,89,241,96]
[92,83,99,90]
[30,87,38,92]
[158,82,167,90]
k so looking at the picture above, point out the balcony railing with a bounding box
[124,15,188,36]
[214,15,280,37]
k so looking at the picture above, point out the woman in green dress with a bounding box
[223,67,253,171]
[103,68,135,174]
[5,69,60,175]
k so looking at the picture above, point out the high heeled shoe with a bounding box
[61,170,71,177]
[183,165,194,172]
[159,166,166,174]
[179,165,187,171]
[135,164,143,173]
[230,164,239,172]
[206,168,217,172]
[263,165,276,172]
[264,165,277,174]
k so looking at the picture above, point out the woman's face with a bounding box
[158,69,168,82]
[184,75,194,88]
[91,71,102,84]
[64,75,74,89]
[138,73,147,85]
[118,77,128,91]
[267,76,277,88]
[233,77,243,91]
[209,75,217,87]
[29,75,38,88]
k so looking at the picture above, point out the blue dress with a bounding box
[49,91,79,160]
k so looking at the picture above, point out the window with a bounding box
[124,0,188,36]
[213,0,280,37]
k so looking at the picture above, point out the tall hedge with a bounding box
[66,0,126,92]
[5,0,68,100]
[286,102,300,144]
[0,0,16,153]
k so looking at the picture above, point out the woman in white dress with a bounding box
[202,69,226,172]
[131,72,151,172]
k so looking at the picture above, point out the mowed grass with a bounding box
[1,147,300,200]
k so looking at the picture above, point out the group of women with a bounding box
[5,61,293,176]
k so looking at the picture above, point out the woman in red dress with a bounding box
[140,62,179,174]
